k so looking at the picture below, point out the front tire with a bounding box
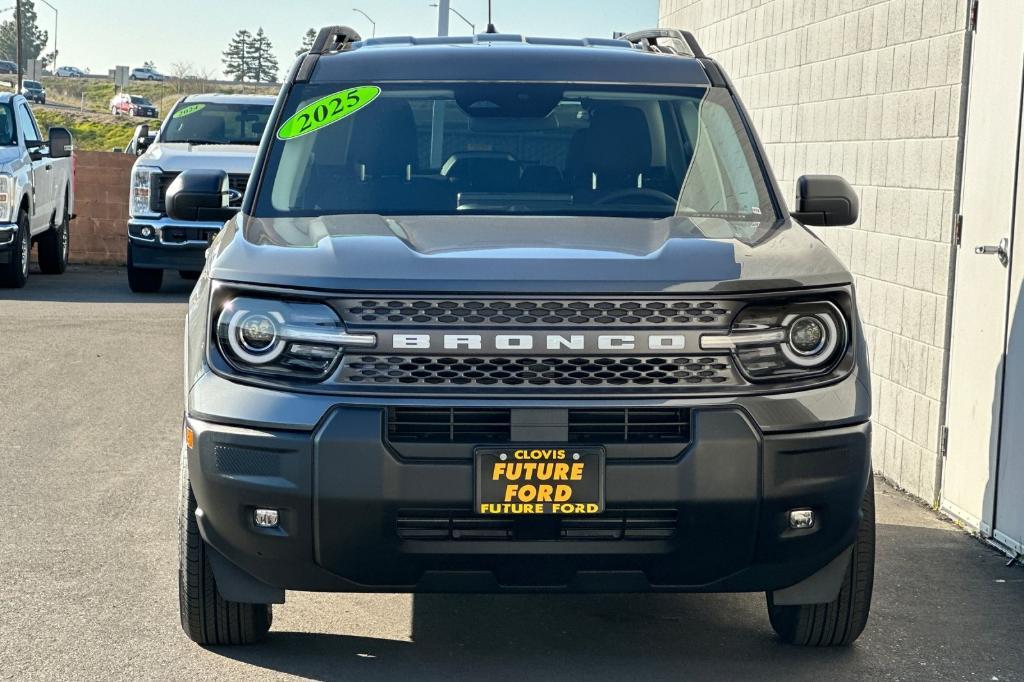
[126,241,163,293]
[767,484,875,646]
[0,210,30,288]
[179,448,272,645]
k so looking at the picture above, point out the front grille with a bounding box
[386,407,691,445]
[388,407,511,443]
[568,408,690,444]
[152,172,249,214]
[397,509,678,541]
[342,355,734,388]
[161,226,219,244]
[336,298,737,327]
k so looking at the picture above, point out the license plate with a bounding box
[475,446,605,515]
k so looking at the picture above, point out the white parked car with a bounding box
[54,66,85,78]
[130,67,166,81]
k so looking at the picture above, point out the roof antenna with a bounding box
[486,0,497,33]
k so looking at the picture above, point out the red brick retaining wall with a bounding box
[69,151,134,265]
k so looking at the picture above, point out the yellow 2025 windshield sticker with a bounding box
[172,103,206,119]
[277,86,381,140]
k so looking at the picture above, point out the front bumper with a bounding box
[0,222,16,263]
[128,216,221,270]
[186,400,871,594]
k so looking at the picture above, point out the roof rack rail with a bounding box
[621,28,706,59]
[310,25,363,55]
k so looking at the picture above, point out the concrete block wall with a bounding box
[660,0,970,503]
[69,151,134,266]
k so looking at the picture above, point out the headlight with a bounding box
[702,301,848,381]
[0,174,14,223]
[130,165,160,218]
[216,296,375,381]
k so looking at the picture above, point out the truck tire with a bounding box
[767,484,875,647]
[179,447,273,645]
[38,200,70,274]
[127,241,163,293]
[0,210,30,288]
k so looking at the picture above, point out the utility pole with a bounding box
[15,0,22,90]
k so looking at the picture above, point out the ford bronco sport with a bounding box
[173,27,873,647]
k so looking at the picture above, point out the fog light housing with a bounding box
[788,509,815,529]
[254,509,279,528]
[141,226,153,238]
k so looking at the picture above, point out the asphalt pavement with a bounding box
[2,267,1023,681]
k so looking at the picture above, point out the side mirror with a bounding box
[166,169,239,222]
[47,127,73,159]
[791,175,858,227]
[133,123,152,155]
[25,138,43,160]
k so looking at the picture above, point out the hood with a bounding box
[208,215,851,294]
[138,142,260,173]
[0,145,24,166]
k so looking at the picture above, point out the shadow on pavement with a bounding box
[0,266,194,303]
[207,515,1024,682]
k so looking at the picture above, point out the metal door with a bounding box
[941,2,1024,534]
[994,98,1024,557]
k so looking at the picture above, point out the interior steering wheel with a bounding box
[593,188,678,206]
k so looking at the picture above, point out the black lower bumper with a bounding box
[129,238,208,271]
[187,407,871,594]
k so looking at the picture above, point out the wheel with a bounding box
[38,199,70,275]
[111,106,118,116]
[179,447,272,645]
[0,210,30,288]
[767,485,875,647]
[126,241,163,293]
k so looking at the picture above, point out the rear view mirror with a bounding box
[166,169,239,222]
[791,175,858,227]
[47,127,73,159]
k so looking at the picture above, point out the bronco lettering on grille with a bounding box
[392,333,686,352]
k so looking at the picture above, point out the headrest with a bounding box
[349,99,418,176]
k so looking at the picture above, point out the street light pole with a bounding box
[38,0,57,71]
[429,3,474,34]
[15,0,22,90]
[352,8,376,38]
[429,0,450,168]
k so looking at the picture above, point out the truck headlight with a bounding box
[130,165,160,218]
[0,173,15,223]
[215,296,375,381]
[701,301,848,381]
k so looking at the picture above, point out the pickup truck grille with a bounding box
[336,298,738,327]
[340,354,735,389]
[152,172,248,214]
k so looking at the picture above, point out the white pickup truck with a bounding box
[0,93,74,288]
[125,94,274,292]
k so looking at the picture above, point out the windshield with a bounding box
[24,81,40,89]
[131,96,152,105]
[0,104,14,145]
[254,82,778,225]
[161,101,272,145]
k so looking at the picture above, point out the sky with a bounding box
[35,0,659,78]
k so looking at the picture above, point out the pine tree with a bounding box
[296,28,316,57]
[0,0,49,69]
[222,29,253,82]
[247,28,279,84]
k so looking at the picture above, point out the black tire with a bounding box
[126,241,163,293]
[767,484,875,647]
[38,199,70,275]
[0,210,30,288]
[179,447,272,645]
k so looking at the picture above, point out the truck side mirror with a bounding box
[47,127,73,159]
[166,169,239,222]
[791,175,858,227]
[133,123,152,156]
